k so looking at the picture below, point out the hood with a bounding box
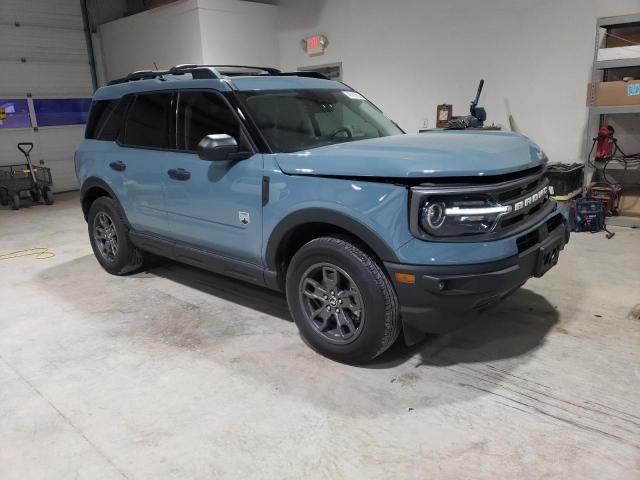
[274,131,547,179]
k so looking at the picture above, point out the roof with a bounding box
[93,65,348,100]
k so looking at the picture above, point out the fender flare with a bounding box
[80,177,127,223]
[264,208,399,271]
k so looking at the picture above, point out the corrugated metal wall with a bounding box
[0,0,93,192]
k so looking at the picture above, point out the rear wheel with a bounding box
[88,196,142,275]
[10,193,20,210]
[286,236,400,364]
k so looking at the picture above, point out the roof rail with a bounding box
[107,65,220,86]
[211,65,329,80]
[106,64,329,86]
[211,65,282,75]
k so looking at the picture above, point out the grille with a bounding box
[517,230,539,253]
[498,178,541,203]
[546,213,563,233]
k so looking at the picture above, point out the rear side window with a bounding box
[85,99,126,140]
[121,93,172,149]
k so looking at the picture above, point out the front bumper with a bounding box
[385,217,570,336]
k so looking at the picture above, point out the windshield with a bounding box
[237,89,403,153]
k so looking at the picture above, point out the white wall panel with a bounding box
[0,25,88,65]
[0,62,93,98]
[98,0,278,82]
[277,0,640,164]
[98,0,204,80]
[0,0,85,29]
[0,0,93,192]
[197,0,278,66]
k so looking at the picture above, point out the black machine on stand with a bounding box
[445,80,496,130]
[0,143,54,210]
[469,79,487,127]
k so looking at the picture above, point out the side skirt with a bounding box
[129,230,281,291]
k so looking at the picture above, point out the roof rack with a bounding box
[107,64,329,86]
[107,64,220,85]
[212,65,282,75]
[205,65,329,80]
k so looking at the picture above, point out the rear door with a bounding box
[163,90,263,265]
[114,92,174,236]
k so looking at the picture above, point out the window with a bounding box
[0,99,32,129]
[238,89,403,153]
[33,98,91,127]
[85,99,126,141]
[176,91,240,152]
[122,93,172,149]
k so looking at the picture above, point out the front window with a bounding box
[238,89,403,153]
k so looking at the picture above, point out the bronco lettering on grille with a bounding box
[513,186,549,212]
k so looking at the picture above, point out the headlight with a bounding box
[419,196,512,237]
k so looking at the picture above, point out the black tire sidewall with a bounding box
[286,238,397,363]
[31,188,41,202]
[10,194,20,210]
[88,197,138,274]
[43,187,54,205]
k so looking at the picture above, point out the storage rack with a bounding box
[584,14,640,193]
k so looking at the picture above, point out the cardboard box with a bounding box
[606,32,640,48]
[587,81,640,106]
[597,30,640,62]
[620,189,640,218]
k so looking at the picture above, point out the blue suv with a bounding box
[77,64,569,363]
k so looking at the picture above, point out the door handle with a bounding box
[168,168,191,181]
[109,161,126,172]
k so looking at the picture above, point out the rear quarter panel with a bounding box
[76,139,125,212]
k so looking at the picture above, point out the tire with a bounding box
[286,236,400,364]
[43,186,54,205]
[30,188,41,202]
[10,193,20,210]
[88,196,142,275]
[0,188,8,206]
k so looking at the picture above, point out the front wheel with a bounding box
[43,186,54,205]
[286,236,400,364]
[30,188,41,202]
[10,193,20,210]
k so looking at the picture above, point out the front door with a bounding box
[163,90,263,265]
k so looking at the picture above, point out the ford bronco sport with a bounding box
[77,64,569,364]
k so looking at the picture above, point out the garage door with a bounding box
[0,0,94,192]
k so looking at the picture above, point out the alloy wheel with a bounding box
[93,212,119,262]
[298,262,365,344]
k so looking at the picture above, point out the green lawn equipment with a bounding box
[0,143,54,210]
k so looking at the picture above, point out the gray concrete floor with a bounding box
[0,192,639,480]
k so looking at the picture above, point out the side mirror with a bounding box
[197,134,252,161]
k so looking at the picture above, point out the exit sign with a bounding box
[303,35,328,55]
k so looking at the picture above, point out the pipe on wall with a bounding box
[80,0,99,91]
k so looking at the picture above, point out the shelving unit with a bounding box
[584,13,640,211]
